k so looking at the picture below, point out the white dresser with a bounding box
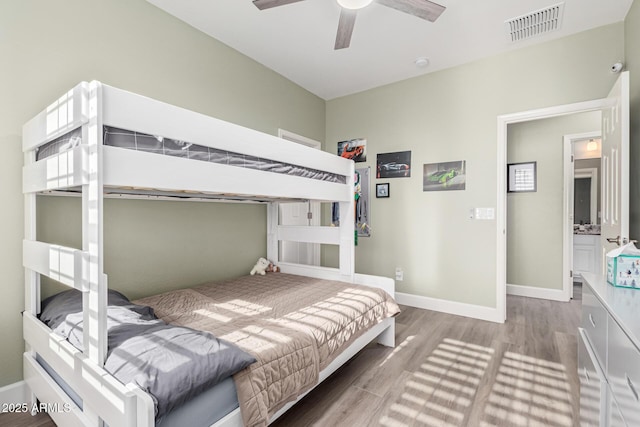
[579,273,640,426]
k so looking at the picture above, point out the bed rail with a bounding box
[101,84,351,178]
[102,145,350,202]
[22,84,89,152]
[23,313,154,427]
[23,146,89,193]
[23,240,88,291]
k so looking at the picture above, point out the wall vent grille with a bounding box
[505,2,565,42]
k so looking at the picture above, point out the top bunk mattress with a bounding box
[35,127,346,184]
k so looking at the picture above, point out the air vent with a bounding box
[505,2,564,42]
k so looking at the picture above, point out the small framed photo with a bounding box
[508,161,537,193]
[376,183,390,198]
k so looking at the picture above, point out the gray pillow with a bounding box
[40,289,154,331]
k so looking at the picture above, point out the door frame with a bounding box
[563,131,601,300]
[496,99,607,322]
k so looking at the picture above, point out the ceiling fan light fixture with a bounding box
[337,0,373,10]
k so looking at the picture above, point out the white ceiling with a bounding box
[146,0,632,100]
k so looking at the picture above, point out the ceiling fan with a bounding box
[252,0,446,50]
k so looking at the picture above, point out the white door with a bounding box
[601,72,630,265]
[279,201,319,265]
[278,129,321,266]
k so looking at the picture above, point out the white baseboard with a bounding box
[395,292,503,323]
[506,283,569,302]
[0,380,27,406]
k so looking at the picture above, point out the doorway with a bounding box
[497,99,607,322]
[505,113,601,305]
[497,72,629,322]
[564,132,602,300]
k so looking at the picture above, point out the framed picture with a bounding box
[376,183,390,198]
[377,151,411,178]
[508,161,537,192]
[337,138,367,162]
[423,160,466,192]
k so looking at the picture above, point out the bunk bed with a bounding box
[22,81,398,427]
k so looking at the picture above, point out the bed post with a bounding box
[23,148,39,409]
[339,162,356,279]
[267,202,279,264]
[83,81,108,367]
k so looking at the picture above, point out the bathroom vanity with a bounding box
[574,230,601,281]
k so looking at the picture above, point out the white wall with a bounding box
[0,0,325,387]
[326,24,624,308]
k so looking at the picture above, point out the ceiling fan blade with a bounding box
[375,0,445,22]
[335,9,357,50]
[253,0,305,10]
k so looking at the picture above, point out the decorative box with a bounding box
[607,254,640,288]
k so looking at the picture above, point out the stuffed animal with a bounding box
[250,257,271,276]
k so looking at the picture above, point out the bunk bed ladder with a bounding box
[21,81,143,427]
[22,81,107,365]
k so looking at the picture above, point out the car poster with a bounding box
[423,160,466,191]
[377,151,411,178]
[337,138,367,162]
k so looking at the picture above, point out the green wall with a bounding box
[627,0,640,239]
[507,112,601,290]
[0,0,324,387]
[325,24,624,307]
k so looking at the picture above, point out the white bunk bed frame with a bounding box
[22,81,395,427]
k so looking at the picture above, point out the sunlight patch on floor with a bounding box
[378,338,494,426]
[482,351,573,426]
[379,335,414,367]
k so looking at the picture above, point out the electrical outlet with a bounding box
[395,267,403,281]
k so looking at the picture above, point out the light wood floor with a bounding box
[1,285,582,427]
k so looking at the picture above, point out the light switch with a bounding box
[471,208,495,220]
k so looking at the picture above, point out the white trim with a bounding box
[395,292,502,323]
[497,98,607,320]
[563,135,574,301]
[0,381,27,406]
[506,284,569,302]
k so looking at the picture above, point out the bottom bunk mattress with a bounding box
[36,354,239,427]
[37,289,256,424]
[135,273,401,427]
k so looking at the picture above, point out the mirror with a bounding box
[574,165,599,225]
